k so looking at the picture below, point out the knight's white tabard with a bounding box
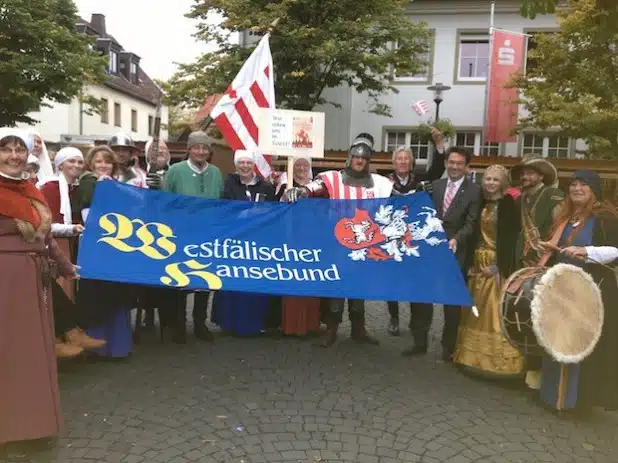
[318,171,393,199]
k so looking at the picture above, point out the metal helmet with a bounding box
[347,133,374,160]
[108,133,138,150]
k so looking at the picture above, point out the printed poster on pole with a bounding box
[256,108,325,158]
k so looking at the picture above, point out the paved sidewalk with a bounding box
[24,302,618,463]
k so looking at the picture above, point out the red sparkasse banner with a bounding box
[486,30,526,143]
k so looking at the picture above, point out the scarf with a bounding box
[58,172,73,225]
[0,175,47,228]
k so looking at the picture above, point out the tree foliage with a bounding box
[0,0,108,126]
[164,0,430,116]
[512,0,618,158]
[519,0,614,18]
[417,119,455,143]
[519,0,558,19]
[165,105,199,140]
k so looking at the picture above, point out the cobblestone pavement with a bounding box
[25,301,618,463]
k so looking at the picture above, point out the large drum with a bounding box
[500,267,546,357]
[531,263,604,364]
[500,264,604,363]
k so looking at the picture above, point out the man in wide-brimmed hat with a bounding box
[511,154,563,269]
[510,153,564,390]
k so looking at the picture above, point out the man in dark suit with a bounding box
[402,146,481,361]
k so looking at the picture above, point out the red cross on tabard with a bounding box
[225,87,237,99]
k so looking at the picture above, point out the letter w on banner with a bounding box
[210,35,275,177]
[485,30,526,143]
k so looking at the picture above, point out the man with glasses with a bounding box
[163,131,224,342]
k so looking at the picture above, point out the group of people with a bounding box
[283,132,618,415]
[1,124,618,460]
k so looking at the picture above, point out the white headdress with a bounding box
[0,128,29,148]
[275,156,314,195]
[26,132,54,180]
[49,147,84,225]
[0,128,30,180]
[234,149,256,165]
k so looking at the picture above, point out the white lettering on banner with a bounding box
[216,263,341,282]
[182,238,340,283]
[183,238,322,262]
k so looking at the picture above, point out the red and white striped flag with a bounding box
[411,100,429,116]
[210,34,276,177]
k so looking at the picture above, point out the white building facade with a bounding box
[18,14,168,146]
[315,0,583,162]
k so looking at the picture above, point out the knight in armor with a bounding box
[108,133,147,187]
[283,133,392,347]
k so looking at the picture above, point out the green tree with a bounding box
[164,0,430,116]
[0,0,108,127]
[512,0,618,158]
[165,105,199,141]
[519,0,557,19]
[519,0,613,18]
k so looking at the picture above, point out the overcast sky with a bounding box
[74,0,220,81]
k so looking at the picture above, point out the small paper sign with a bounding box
[256,108,325,158]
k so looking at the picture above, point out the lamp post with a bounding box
[427,82,451,122]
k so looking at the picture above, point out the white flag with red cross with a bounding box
[411,100,429,116]
[210,34,275,177]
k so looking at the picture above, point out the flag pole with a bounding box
[199,17,281,132]
[481,1,495,156]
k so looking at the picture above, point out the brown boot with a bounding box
[55,338,84,358]
[65,328,106,350]
[314,323,339,347]
[350,313,379,345]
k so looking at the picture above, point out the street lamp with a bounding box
[426,82,451,122]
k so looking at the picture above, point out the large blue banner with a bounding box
[77,181,472,306]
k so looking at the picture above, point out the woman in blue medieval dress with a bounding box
[75,145,133,358]
[538,170,618,411]
[211,150,278,336]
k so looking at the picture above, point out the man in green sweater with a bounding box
[163,131,224,197]
[163,130,224,342]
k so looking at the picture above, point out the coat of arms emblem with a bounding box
[334,205,446,262]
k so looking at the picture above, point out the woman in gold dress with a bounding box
[454,165,524,377]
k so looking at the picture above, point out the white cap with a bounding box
[234,149,256,165]
[54,147,84,168]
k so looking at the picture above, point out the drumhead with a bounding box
[531,263,604,364]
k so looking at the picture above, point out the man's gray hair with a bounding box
[391,145,415,164]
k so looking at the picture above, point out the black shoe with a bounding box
[195,325,214,342]
[402,345,427,356]
[441,351,454,362]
